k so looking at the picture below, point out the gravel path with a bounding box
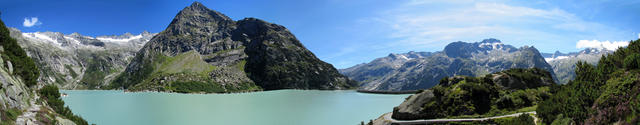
[15,95,40,125]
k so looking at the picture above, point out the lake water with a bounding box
[60,90,410,125]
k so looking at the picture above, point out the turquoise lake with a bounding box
[60,90,410,125]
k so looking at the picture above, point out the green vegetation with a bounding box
[420,68,552,119]
[171,81,224,93]
[155,50,216,74]
[114,50,262,93]
[623,53,640,69]
[39,85,88,125]
[112,50,216,89]
[537,39,640,124]
[0,19,39,87]
[492,114,535,125]
[78,51,119,89]
[0,107,22,125]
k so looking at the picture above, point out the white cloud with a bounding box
[23,17,41,27]
[576,40,628,50]
[367,1,629,52]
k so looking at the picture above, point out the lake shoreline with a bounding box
[356,89,418,94]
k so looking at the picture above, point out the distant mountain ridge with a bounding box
[341,38,554,91]
[9,28,156,89]
[541,48,614,84]
[112,2,355,93]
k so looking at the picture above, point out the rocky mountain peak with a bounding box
[122,32,133,37]
[141,30,151,36]
[175,1,232,22]
[387,53,408,60]
[580,48,605,54]
[444,39,515,58]
[113,2,355,91]
[553,50,563,55]
[480,38,501,43]
[187,2,207,11]
[69,32,83,37]
[161,1,235,40]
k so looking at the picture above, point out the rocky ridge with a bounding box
[541,48,614,84]
[9,29,156,89]
[342,38,554,91]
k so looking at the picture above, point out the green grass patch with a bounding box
[156,50,216,75]
[170,81,225,93]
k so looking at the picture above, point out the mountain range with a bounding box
[0,17,86,125]
[341,38,554,91]
[368,39,640,125]
[541,48,613,84]
[9,29,156,89]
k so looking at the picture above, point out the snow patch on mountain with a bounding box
[545,56,569,62]
[96,34,143,43]
[22,32,61,46]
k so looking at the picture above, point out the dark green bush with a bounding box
[0,19,39,87]
[623,53,640,69]
[494,114,535,125]
[39,85,89,125]
[171,81,224,93]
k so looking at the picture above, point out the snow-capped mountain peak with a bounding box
[96,34,143,43]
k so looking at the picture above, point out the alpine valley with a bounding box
[1,1,636,125]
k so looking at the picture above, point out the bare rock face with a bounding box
[490,69,554,90]
[112,2,355,92]
[391,90,434,120]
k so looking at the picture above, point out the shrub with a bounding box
[39,85,89,125]
[623,53,640,69]
[494,114,535,125]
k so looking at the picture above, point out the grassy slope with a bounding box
[127,50,260,93]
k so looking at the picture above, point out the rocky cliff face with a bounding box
[340,51,432,85]
[112,2,355,93]
[8,29,155,89]
[342,38,554,91]
[0,18,78,124]
[542,48,613,84]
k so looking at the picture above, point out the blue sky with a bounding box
[1,0,639,68]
